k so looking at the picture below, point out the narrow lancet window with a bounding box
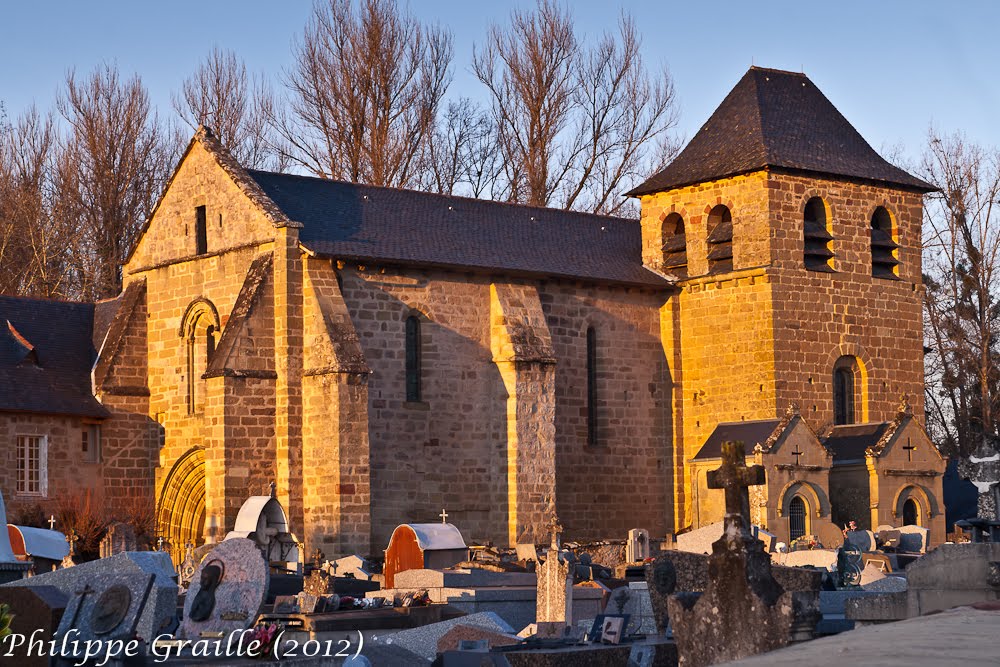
[405,316,421,402]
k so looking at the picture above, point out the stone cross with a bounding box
[707,440,766,531]
[157,536,165,552]
[547,513,563,552]
[66,529,79,556]
[439,509,449,524]
[48,515,56,530]
[268,481,277,499]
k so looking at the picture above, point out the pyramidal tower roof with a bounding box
[629,67,934,196]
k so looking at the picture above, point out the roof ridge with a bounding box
[245,169,637,225]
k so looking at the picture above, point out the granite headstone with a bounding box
[179,537,269,639]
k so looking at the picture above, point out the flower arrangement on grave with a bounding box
[789,535,818,551]
[0,604,12,640]
[245,622,280,659]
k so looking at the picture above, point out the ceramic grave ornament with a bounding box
[179,537,269,638]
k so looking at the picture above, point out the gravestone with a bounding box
[815,521,845,549]
[180,537,269,639]
[99,522,138,558]
[644,555,676,635]
[898,525,930,553]
[535,514,573,638]
[846,529,877,552]
[675,521,724,555]
[4,551,178,642]
[754,527,777,553]
[515,543,539,562]
[0,585,67,667]
[667,441,795,667]
[626,528,650,563]
[332,553,374,580]
[178,542,198,588]
[55,574,155,657]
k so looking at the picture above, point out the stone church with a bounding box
[0,67,947,556]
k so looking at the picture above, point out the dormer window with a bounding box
[871,207,899,279]
[661,213,687,278]
[803,197,834,272]
[707,205,733,274]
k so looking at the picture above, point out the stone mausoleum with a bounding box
[0,68,946,556]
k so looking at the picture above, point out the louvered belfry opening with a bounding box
[706,205,733,274]
[870,206,899,279]
[803,197,834,272]
[661,212,688,278]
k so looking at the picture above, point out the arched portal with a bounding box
[902,498,919,526]
[788,496,808,541]
[157,447,206,565]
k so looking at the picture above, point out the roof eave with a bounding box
[301,247,675,290]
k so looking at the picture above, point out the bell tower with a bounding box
[631,67,935,529]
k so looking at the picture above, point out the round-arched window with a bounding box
[707,205,733,274]
[803,197,834,271]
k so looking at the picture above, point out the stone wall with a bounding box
[767,173,926,430]
[0,413,103,516]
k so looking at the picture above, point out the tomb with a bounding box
[383,522,468,588]
[225,485,301,572]
[7,524,68,573]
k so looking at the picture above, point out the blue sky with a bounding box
[2,1,997,166]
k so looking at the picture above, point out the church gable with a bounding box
[125,128,290,274]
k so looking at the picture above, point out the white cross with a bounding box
[439,509,449,524]
[157,537,165,551]
[48,515,56,530]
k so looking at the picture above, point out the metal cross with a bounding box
[791,445,804,466]
[706,440,766,530]
[439,509,449,524]
[48,515,56,530]
[903,438,917,462]
[157,536,165,552]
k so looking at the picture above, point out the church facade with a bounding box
[0,67,946,556]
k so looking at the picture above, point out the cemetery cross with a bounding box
[706,440,766,532]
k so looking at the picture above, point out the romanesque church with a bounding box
[0,67,947,557]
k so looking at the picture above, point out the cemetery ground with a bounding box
[0,442,998,666]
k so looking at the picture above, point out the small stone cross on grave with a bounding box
[547,512,563,552]
[48,515,56,530]
[62,529,79,568]
[439,509,449,524]
[156,536,165,552]
[706,440,766,533]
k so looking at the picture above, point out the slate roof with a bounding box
[823,423,891,464]
[0,296,109,418]
[246,170,668,288]
[693,419,782,460]
[629,67,934,195]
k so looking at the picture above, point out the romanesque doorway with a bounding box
[157,447,206,565]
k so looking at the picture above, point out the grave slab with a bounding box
[179,537,269,639]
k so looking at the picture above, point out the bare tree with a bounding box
[420,97,505,198]
[58,64,171,299]
[473,1,678,215]
[173,47,281,170]
[0,105,76,297]
[276,0,452,187]
[921,129,1000,456]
